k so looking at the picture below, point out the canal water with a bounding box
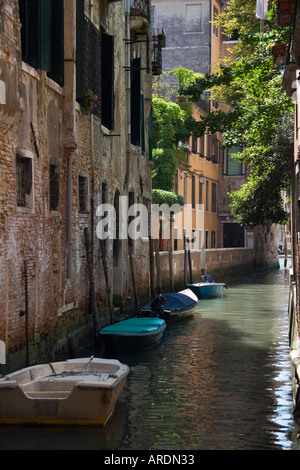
[0,258,299,451]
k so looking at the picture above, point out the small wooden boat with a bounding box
[187,274,227,299]
[100,317,166,353]
[0,357,129,426]
[141,290,198,323]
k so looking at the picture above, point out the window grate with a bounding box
[79,176,88,213]
[16,155,32,207]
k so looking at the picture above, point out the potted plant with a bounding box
[272,43,287,64]
[158,29,166,48]
[82,90,98,115]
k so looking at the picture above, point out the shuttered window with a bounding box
[19,0,64,86]
[102,34,114,130]
[131,58,141,146]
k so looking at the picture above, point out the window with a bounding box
[102,34,115,130]
[223,29,239,41]
[184,175,188,204]
[76,3,104,119]
[225,147,245,176]
[199,135,204,157]
[205,230,209,248]
[49,164,59,210]
[78,175,88,213]
[211,182,217,213]
[191,136,197,154]
[205,130,212,159]
[213,6,219,38]
[192,175,195,209]
[131,58,141,146]
[185,4,202,33]
[19,0,64,86]
[16,155,33,208]
[211,230,216,248]
[199,177,203,206]
[205,181,209,211]
[212,134,219,163]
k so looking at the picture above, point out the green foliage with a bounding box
[152,94,196,191]
[179,0,295,227]
[152,189,184,212]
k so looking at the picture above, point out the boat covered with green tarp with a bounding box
[100,317,166,353]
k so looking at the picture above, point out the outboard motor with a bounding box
[150,294,167,316]
[204,274,214,283]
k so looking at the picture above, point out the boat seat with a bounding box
[24,391,70,399]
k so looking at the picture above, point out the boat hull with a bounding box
[100,318,166,353]
[0,358,129,426]
[141,291,198,323]
[188,282,225,299]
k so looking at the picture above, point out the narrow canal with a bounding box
[0,258,299,450]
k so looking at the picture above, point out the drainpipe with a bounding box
[67,155,72,279]
[125,0,131,139]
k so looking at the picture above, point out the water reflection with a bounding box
[0,260,298,450]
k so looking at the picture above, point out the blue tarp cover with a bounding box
[143,292,197,312]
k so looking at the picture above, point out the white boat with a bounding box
[0,357,129,426]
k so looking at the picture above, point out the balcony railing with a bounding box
[152,31,166,76]
[130,0,150,20]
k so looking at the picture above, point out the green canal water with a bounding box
[0,257,299,450]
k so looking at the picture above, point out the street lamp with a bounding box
[199,173,205,184]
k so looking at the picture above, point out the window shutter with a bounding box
[20,0,40,68]
[76,0,85,101]
[47,0,64,85]
[40,0,51,71]
[131,58,141,146]
[102,34,114,130]
[141,93,145,153]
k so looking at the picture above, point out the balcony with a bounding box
[152,30,166,76]
[130,0,150,32]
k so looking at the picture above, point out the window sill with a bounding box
[17,206,34,215]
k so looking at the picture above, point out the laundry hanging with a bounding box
[256,0,268,19]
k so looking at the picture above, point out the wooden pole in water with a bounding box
[184,235,187,286]
[155,239,162,294]
[84,227,102,354]
[129,245,140,315]
[24,261,29,366]
[149,236,155,298]
[168,218,174,292]
[99,239,114,324]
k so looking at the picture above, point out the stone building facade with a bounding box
[0,0,153,369]
[151,0,278,265]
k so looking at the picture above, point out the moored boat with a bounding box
[187,274,227,299]
[141,290,198,323]
[100,317,166,353]
[0,357,129,426]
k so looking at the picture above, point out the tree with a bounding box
[180,0,294,228]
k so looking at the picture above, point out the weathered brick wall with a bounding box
[0,0,153,368]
